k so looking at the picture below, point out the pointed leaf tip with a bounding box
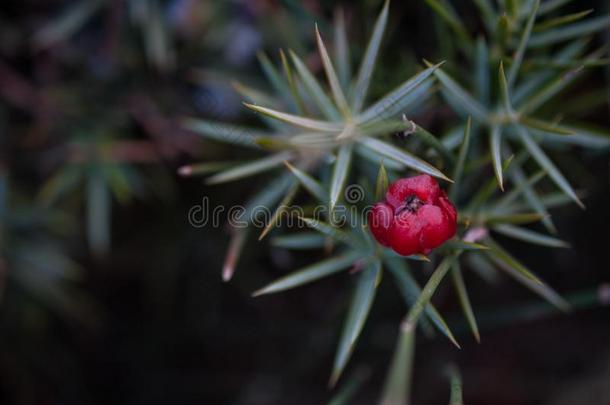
[222,228,249,282]
[350,0,390,112]
[177,165,192,177]
[244,103,342,132]
[222,265,233,282]
[329,144,353,211]
[315,20,351,117]
[490,126,504,191]
[379,316,416,405]
[331,261,381,386]
[253,252,361,297]
[423,59,445,69]
[375,161,389,201]
[516,125,584,209]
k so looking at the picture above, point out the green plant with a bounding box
[182,0,610,400]
[0,171,97,326]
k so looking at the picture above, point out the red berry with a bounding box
[369,202,393,247]
[368,174,457,256]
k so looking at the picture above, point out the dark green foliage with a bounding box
[1,0,609,403]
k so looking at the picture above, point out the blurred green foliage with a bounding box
[0,0,609,404]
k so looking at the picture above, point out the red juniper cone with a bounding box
[368,174,457,256]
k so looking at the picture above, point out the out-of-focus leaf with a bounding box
[385,252,431,262]
[284,161,327,202]
[443,240,489,251]
[539,0,576,15]
[529,15,610,48]
[532,124,610,149]
[424,0,470,42]
[222,227,249,282]
[33,0,104,49]
[520,116,574,135]
[524,57,609,68]
[232,81,279,108]
[517,65,584,114]
[431,66,489,122]
[449,116,471,200]
[104,164,133,204]
[331,260,381,386]
[355,145,405,171]
[39,166,83,205]
[490,125,504,190]
[330,144,353,210]
[315,25,350,117]
[182,118,267,149]
[516,125,584,208]
[473,285,602,329]
[474,0,496,30]
[405,255,457,325]
[351,0,389,112]
[253,251,361,296]
[359,137,451,182]
[385,258,460,347]
[492,224,569,248]
[512,38,589,105]
[467,154,515,210]
[271,232,327,250]
[506,0,518,18]
[495,170,545,209]
[244,103,342,132]
[257,52,292,101]
[12,243,98,326]
[359,118,410,137]
[286,132,337,149]
[289,50,340,120]
[243,173,295,223]
[367,78,436,121]
[299,218,355,247]
[329,368,369,405]
[357,63,442,123]
[506,0,540,88]
[452,262,480,342]
[413,124,454,164]
[232,82,287,131]
[475,36,490,104]
[375,162,389,201]
[258,183,299,240]
[447,366,464,405]
[86,169,110,256]
[380,320,415,405]
[0,172,6,217]
[141,0,175,71]
[484,238,542,284]
[507,164,556,233]
[534,9,594,32]
[205,152,292,185]
[510,191,572,211]
[498,61,513,112]
[484,239,571,311]
[177,161,242,177]
[484,212,545,225]
[466,251,501,284]
[497,14,510,48]
[334,9,351,92]
[537,192,585,208]
[279,49,306,114]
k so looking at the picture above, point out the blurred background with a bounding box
[0,0,609,404]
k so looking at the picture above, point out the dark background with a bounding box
[0,0,609,404]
